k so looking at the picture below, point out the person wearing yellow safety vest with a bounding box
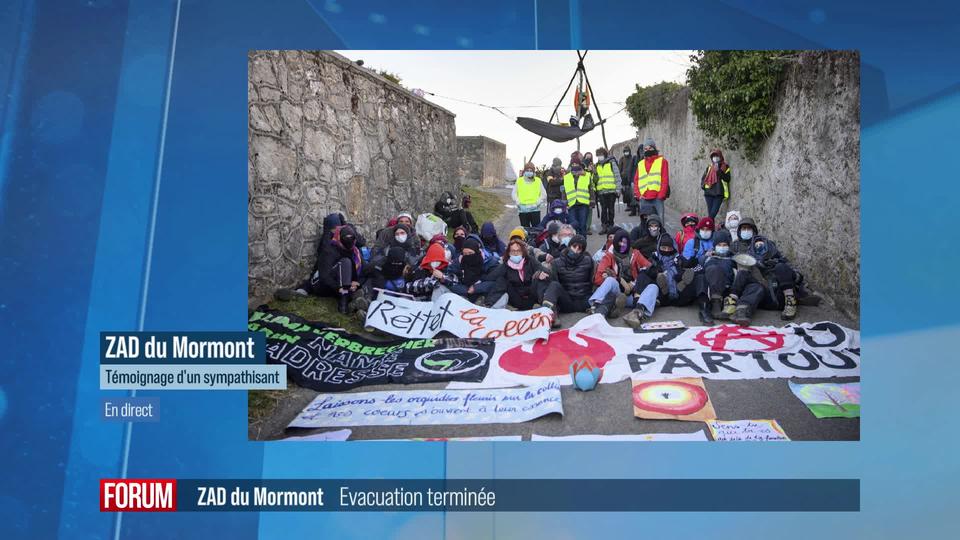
[592,146,621,235]
[701,149,731,221]
[563,161,592,236]
[633,137,670,226]
[511,161,547,228]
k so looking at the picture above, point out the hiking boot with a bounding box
[337,294,350,314]
[592,302,612,318]
[274,288,307,301]
[622,309,645,329]
[613,294,628,318]
[680,269,696,290]
[710,297,723,319]
[349,294,370,314]
[731,305,752,326]
[720,295,737,319]
[656,272,668,295]
[781,295,797,320]
[698,300,714,325]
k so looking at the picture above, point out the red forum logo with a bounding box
[693,325,785,352]
[499,329,615,376]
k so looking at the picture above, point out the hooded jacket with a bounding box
[314,225,362,291]
[455,237,488,287]
[372,223,420,268]
[732,217,757,255]
[595,231,651,287]
[747,234,790,276]
[479,222,506,258]
[630,214,667,259]
[538,199,578,229]
[544,164,566,203]
[674,212,699,255]
[701,149,731,198]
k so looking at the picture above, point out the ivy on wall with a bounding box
[686,50,796,161]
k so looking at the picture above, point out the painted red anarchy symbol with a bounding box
[693,325,785,352]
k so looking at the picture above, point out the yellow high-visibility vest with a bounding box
[563,172,591,207]
[516,176,543,206]
[595,162,618,192]
[636,156,663,195]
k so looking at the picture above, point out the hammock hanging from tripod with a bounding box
[516,50,609,158]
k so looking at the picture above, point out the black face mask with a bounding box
[341,236,356,248]
[385,261,405,278]
[644,149,658,158]
[659,250,675,259]
[461,252,483,268]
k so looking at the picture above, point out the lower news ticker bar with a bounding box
[164,479,858,512]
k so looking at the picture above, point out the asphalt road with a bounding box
[253,188,860,442]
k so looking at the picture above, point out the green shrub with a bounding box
[686,50,795,160]
[625,81,683,131]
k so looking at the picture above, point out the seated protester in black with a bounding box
[451,226,469,258]
[730,227,819,321]
[631,213,667,259]
[639,231,714,324]
[702,229,737,319]
[371,222,420,269]
[628,201,660,247]
[542,235,600,328]
[301,225,366,314]
[731,216,757,255]
[365,246,409,297]
[485,238,551,312]
[434,190,479,233]
[448,237,497,305]
[402,242,459,300]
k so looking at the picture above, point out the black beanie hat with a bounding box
[570,234,587,250]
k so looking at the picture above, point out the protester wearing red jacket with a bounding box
[633,137,669,226]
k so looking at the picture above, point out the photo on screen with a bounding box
[246,50,860,442]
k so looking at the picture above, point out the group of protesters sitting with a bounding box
[275,198,820,329]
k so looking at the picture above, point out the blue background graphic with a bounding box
[0,0,957,538]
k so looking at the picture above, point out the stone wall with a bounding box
[613,51,860,317]
[248,50,457,301]
[457,136,507,187]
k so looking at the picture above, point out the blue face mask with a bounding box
[509,255,523,264]
[560,236,571,246]
[754,242,767,255]
[716,245,730,255]
[524,171,534,178]
[740,229,754,241]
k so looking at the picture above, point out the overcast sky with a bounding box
[335,50,694,175]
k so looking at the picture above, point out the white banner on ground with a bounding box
[448,315,860,389]
[280,429,352,441]
[372,436,523,442]
[288,382,563,428]
[364,292,553,343]
[531,432,708,442]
